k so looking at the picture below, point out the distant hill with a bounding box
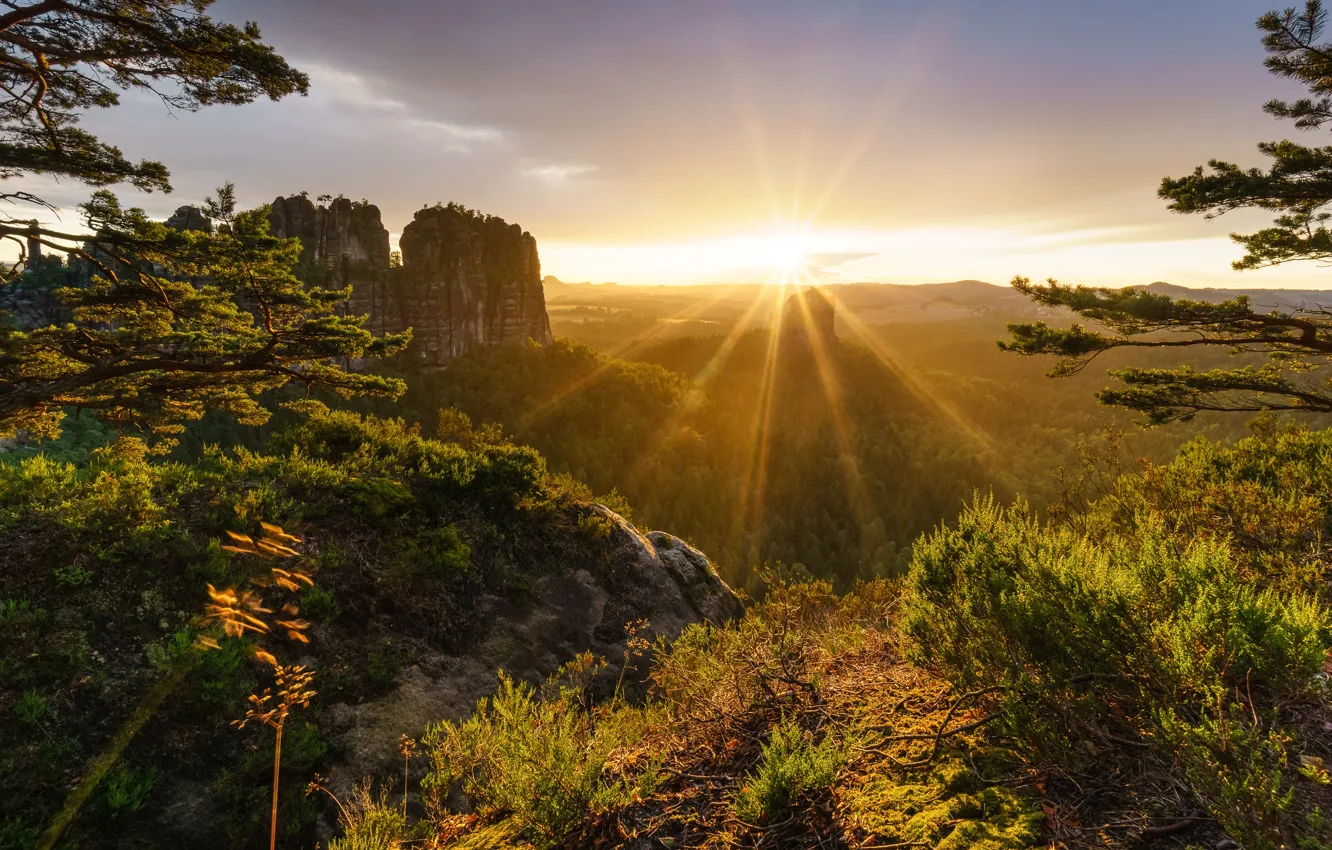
[1139,281,1332,311]
[542,277,1332,331]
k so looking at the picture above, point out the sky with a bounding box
[56,0,1332,287]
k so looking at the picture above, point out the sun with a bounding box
[761,230,811,278]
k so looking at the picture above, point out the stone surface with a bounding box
[267,196,553,367]
[268,195,391,273]
[396,204,554,364]
[0,281,64,329]
[322,506,741,795]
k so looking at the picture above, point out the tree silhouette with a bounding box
[1004,1,1332,422]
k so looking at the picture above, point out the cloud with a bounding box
[404,118,504,143]
[523,163,598,185]
[305,63,409,113]
[304,62,505,152]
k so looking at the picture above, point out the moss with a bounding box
[843,757,1042,850]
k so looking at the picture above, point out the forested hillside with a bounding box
[332,422,1332,850]
[7,2,1332,849]
[346,307,1303,589]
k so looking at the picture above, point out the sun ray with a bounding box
[619,277,789,496]
[832,301,999,458]
[520,282,760,430]
[789,285,877,543]
[729,278,789,565]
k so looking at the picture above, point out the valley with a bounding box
[3,2,1332,849]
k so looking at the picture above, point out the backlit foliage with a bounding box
[1,188,411,441]
[338,422,1332,849]
[1006,2,1332,422]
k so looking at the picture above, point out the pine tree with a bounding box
[0,0,306,233]
[0,2,411,437]
[1003,2,1332,423]
[2,185,410,438]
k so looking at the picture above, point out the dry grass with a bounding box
[413,582,1266,849]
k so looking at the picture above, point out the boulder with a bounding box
[321,507,740,795]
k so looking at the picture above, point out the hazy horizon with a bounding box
[29,0,1332,289]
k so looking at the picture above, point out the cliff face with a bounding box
[397,204,553,365]
[268,196,553,367]
[268,195,391,272]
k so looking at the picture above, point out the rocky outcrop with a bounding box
[322,506,741,796]
[396,204,553,364]
[267,196,553,367]
[268,195,391,275]
[164,205,213,233]
[779,287,836,350]
[0,273,66,329]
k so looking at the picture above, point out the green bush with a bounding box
[300,584,342,621]
[95,763,155,820]
[904,482,1332,844]
[0,817,38,850]
[416,525,470,578]
[54,563,93,587]
[733,717,843,824]
[421,672,657,849]
[904,497,1329,709]
[14,690,47,726]
[328,786,406,850]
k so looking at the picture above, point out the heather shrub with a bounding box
[904,497,1329,709]
[903,433,1332,845]
[420,672,659,849]
[732,717,843,824]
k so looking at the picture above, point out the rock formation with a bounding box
[268,195,391,274]
[323,505,742,795]
[164,205,213,233]
[779,287,836,350]
[267,196,553,367]
[397,204,553,363]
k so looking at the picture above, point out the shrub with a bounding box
[421,672,657,849]
[328,786,406,850]
[54,563,93,587]
[0,817,38,850]
[300,584,342,621]
[904,492,1332,841]
[904,496,1330,710]
[413,526,470,579]
[14,690,47,726]
[95,763,155,820]
[732,717,842,824]
[145,629,195,672]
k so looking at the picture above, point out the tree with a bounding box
[1,185,411,438]
[0,2,413,437]
[1002,1,1332,423]
[0,0,307,255]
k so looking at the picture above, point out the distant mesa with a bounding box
[778,287,836,350]
[267,194,553,367]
